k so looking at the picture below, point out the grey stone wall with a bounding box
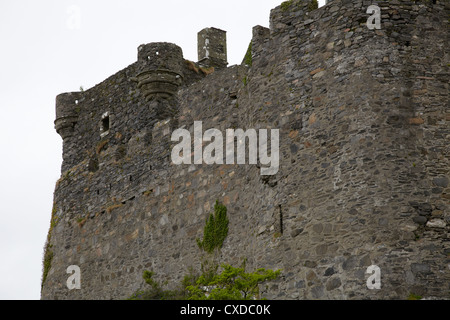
[42,0,449,300]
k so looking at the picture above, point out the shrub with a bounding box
[196,200,229,254]
[187,261,281,300]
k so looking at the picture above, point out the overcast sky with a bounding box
[0,0,325,300]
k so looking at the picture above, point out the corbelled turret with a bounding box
[54,92,82,140]
[135,42,184,100]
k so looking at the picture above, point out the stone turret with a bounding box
[135,42,184,100]
[197,27,228,70]
[54,92,82,140]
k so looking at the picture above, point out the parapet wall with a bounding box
[42,0,449,300]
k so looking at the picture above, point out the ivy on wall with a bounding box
[196,200,229,254]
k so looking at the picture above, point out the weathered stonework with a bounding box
[197,27,228,69]
[43,0,449,300]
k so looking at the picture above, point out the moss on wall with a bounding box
[41,204,59,289]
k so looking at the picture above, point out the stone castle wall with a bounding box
[41,0,449,300]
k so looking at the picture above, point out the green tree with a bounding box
[187,260,281,300]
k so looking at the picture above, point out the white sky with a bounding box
[0,0,325,300]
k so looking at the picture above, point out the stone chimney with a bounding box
[197,27,228,70]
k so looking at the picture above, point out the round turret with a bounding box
[54,92,82,140]
[135,42,184,100]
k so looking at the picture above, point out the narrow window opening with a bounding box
[102,116,110,132]
[279,205,284,235]
[100,112,111,138]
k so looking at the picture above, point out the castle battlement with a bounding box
[43,0,449,300]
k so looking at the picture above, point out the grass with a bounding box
[281,0,294,11]
[243,41,252,66]
[200,66,215,75]
[185,60,199,73]
[408,293,423,300]
[185,60,215,75]
[41,203,60,289]
[280,0,318,12]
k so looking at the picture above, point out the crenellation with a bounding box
[250,25,271,66]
